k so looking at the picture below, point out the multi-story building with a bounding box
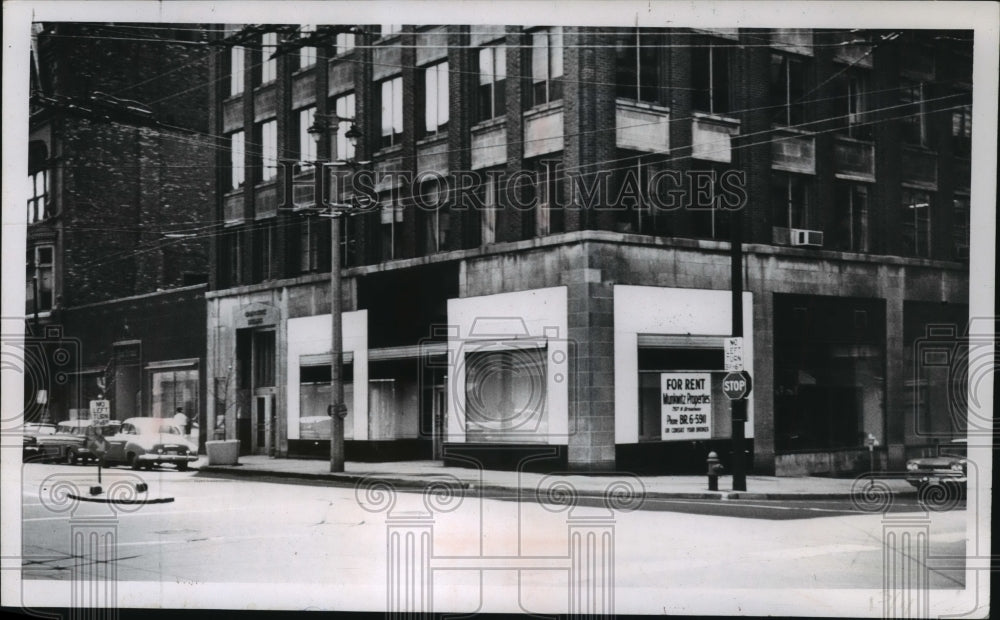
[26,23,213,442]
[205,26,972,474]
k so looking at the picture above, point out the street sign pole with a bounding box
[730,199,747,492]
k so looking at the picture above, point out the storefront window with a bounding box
[464,347,548,443]
[773,294,885,451]
[150,368,199,420]
[637,346,725,442]
[299,362,354,440]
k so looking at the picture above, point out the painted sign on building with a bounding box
[661,372,712,440]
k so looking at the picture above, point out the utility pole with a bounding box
[730,199,747,492]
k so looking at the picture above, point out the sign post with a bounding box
[88,399,111,486]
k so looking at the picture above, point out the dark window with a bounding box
[771,173,811,229]
[615,29,659,103]
[252,223,276,281]
[26,244,54,314]
[298,215,331,274]
[258,120,277,182]
[27,169,49,223]
[226,229,243,286]
[420,177,450,253]
[252,330,276,388]
[770,54,806,126]
[951,102,971,157]
[477,43,507,122]
[379,189,403,261]
[529,27,563,107]
[952,195,969,260]
[901,188,932,258]
[526,159,564,237]
[899,80,927,146]
[477,168,504,245]
[692,37,731,114]
[834,182,870,252]
[834,68,872,140]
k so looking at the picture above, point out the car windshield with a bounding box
[939,442,967,458]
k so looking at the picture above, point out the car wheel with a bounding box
[65,449,77,465]
[177,462,189,472]
[128,453,140,470]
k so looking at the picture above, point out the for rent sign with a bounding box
[661,373,712,440]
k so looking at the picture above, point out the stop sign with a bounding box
[723,371,752,400]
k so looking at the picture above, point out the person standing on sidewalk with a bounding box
[173,407,189,436]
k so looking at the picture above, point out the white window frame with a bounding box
[334,92,356,161]
[477,43,507,121]
[298,107,316,168]
[28,168,49,223]
[259,120,278,182]
[335,32,356,55]
[299,25,317,68]
[230,46,245,96]
[423,61,450,135]
[229,130,245,189]
[529,27,564,106]
[379,76,403,148]
[261,32,277,84]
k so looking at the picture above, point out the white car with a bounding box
[103,417,199,470]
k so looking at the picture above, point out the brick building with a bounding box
[206,26,972,474]
[26,23,213,441]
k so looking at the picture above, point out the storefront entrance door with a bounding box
[254,393,274,455]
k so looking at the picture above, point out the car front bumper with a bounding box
[136,453,198,463]
[906,473,966,488]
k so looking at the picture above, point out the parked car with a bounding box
[906,439,967,497]
[35,420,121,464]
[102,417,199,471]
[21,422,56,461]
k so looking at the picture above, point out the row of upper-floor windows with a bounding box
[224,27,971,159]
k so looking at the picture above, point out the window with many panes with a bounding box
[259,120,277,182]
[529,27,563,107]
[378,76,403,148]
[901,188,931,257]
[951,102,971,157]
[26,244,54,313]
[899,80,928,146]
[230,46,244,96]
[229,130,245,190]
[260,32,277,84]
[615,29,659,103]
[770,53,806,127]
[334,92,356,160]
[771,173,812,229]
[423,61,450,136]
[477,43,507,122]
[299,25,316,68]
[952,195,969,260]
[692,37,731,115]
[297,107,316,169]
[835,182,870,252]
[28,169,49,223]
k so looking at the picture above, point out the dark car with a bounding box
[21,423,56,461]
[35,419,122,464]
[906,439,967,497]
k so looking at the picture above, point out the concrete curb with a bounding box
[196,466,918,501]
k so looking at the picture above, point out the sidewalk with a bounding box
[197,455,917,501]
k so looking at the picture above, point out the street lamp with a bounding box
[307,112,360,473]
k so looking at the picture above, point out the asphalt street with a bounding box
[17,461,970,614]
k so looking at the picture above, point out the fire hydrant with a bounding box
[707,451,724,491]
